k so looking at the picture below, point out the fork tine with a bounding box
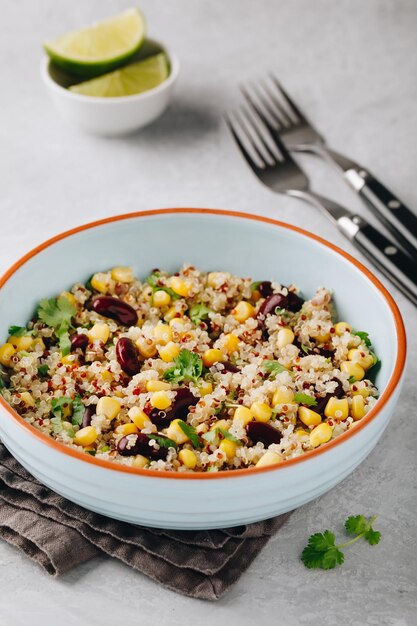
[238,107,279,165]
[260,80,294,126]
[241,85,281,137]
[269,75,307,122]
[225,112,262,172]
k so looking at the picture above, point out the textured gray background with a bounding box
[1,1,416,624]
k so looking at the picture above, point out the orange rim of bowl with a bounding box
[0,208,406,479]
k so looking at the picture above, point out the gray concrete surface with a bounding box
[1,1,416,624]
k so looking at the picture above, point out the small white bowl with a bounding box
[40,44,180,136]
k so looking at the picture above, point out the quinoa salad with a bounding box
[0,265,380,473]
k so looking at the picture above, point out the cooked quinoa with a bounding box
[0,264,379,472]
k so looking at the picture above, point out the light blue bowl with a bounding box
[0,209,406,529]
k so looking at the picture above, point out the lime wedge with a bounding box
[69,53,169,97]
[44,8,146,77]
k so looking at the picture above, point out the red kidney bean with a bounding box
[287,292,304,312]
[257,293,288,322]
[314,378,344,415]
[258,281,273,297]
[246,421,282,446]
[92,296,138,326]
[117,433,168,460]
[82,405,95,428]
[148,388,198,428]
[116,337,141,376]
[220,362,239,373]
[70,333,89,351]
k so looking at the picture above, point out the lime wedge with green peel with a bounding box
[44,8,146,78]
[69,53,169,98]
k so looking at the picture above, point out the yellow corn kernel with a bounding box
[88,322,110,344]
[146,380,171,392]
[158,341,180,363]
[272,386,295,406]
[252,290,262,302]
[210,419,230,432]
[351,395,365,421]
[136,337,157,359]
[294,428,309,439]
[219,439,238,460]
[198,380,213,396]
[233,406,253,426]
[348,348,375,370]
[60,291,77,306]
[169,277,191,298]
[350,381,370,398]
[310,423,333,448]
[150,391,172,410]
[8,335,34,351]
[277,328,295,349]
[167,419,190,444]
[61,354,76,365]
[231,301,256,323]
[202,348,223,367]
[298,406,322,426]
[153,323,172,345]
[207,272,227,288]
[115,423,139,436]
[256,451,282,467]
[110,266,133,283]
[169,317,188,329]
[311,330,331,343]
[20,391,35,407]
[33,337,46,352]
[96,396,121,420]
[324,397,349,420]
[178,448,197,469]
[153,290,171,308]
[101,370,113,382]
[128,406,152,429]
[90,272,108,293]
[0,343,16,367]
[341,360,365,381]
[223,333,239,354]
[132,454,150,468]
[335,321,351,336]
[250,402,273,423]
[74,426,98,447]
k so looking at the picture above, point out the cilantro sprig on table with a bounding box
[37,296,76,356]
[301,514,381,570]
[164,349,203,384]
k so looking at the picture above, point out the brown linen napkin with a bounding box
[0,443,291,600]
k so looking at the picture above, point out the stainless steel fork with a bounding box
[241,77,417,257]
[226,107,417,306]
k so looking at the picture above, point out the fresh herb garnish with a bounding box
[38,364,49,377]
[37,296,76,357]
[8,326,29,337]
[216,427,242,443]
[71,395,84,427]
[202,428,242,445]
[301,344,310,354]
[301,514,381,570]
[348,375,356,384]
[189,303,211,326]
[164,349,203,384]
[202,430,217,444]
[250,281,262,292]
[146,273,180,300]
[263,360,292,378]
[50,395,84,429]
[352,330,372,347]
[177,420,202,448]
[294,392,317,406]
[148,434,178,450]
[51,415,64,434]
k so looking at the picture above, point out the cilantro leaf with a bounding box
[148,434,178,450]
[57,327,71,357]
[202,430,217,444]
[348,375,356,384]
[146,273,180,300]
[301,344,310,354]
[177,420,202,448]
[345,515,368,535]
[38,296,76,329]
[51,415,63,434]
[250,281,262,292]
[352,330,372,347]
[364,529,381,545]
[189,303,211,326]
[263,360,292,378]
[38,364,49,377]
[8,326,28,337]
[216,427,242,443]
[301,531,344,570]
[294,392,317,406]
[71,395,84,427]
[164,349,203,384]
